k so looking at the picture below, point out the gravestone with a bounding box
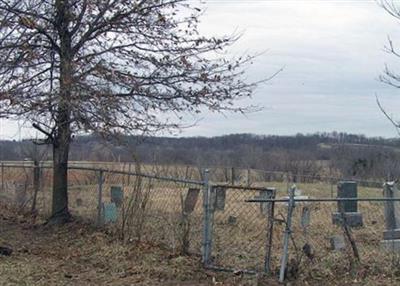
[14,183,27,207]
[102,202,118,224]
[254,188,276,215]
[332,181,363,227]
[183,188,200,214]
[209,187,226,211]
[337,181,358,212]
[110,186,123,207]
[381,182,400,251]
[214,187,226,211]
[227,215,237,225]
[329,235,346,251]
[76,198,83,207]
[301,206,311,229]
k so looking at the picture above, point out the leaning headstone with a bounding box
[110,186,123,207]
[381,182,400,251]
[329,235,346,251]
[102,202,118,224]
[332,181,363,227]
[183,188,200,214]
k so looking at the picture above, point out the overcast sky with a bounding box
[1,0,400,139]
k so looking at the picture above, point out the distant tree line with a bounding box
[1,132,400,181]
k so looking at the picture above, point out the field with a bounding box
[1,163,400,285]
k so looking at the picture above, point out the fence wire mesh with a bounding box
[0,165,34,211]
[2,162,400,283]
[65,167,205,255]
[208,186,273,272]
[103,172,204,255]
[277,200,397,281]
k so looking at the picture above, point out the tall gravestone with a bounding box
[381,182,400,251]
[254,188,276,216]
[332,181,363,227]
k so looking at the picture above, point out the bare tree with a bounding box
[0,1,263,223]
[378,1,400,134]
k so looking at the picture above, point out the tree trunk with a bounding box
[48,0,72,224]
[31,160,40,214]
[50,126,71,223]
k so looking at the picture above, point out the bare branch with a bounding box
[376,94,400,136]
[32,122,54,142]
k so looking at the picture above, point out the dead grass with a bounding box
[2,166,400,285]
[0,204,271,286]
[1,202,399,286]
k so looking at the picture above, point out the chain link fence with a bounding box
[1,161,399,283]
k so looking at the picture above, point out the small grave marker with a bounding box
[76,198,83,207]
[227,216,237,225]
[330,235,346,251]
[301,206,311,229]
[14,183,27,207]
[102,202,118,223]
[110,186,123,207]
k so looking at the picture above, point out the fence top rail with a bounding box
[212,184,275,191]
[246,197,400,203]
[68,166,205,186]
[0,164,36,168]
[0,163,204,185]
[0,161,386,186]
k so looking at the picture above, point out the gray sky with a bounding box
[1,0,400,139]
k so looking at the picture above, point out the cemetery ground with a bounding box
[0,203,273,286]
[1,201,399,286]
[2,165,400,285]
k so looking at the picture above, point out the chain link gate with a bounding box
[202,184,277,273]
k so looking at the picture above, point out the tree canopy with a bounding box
[0,0,260,222]
[0,0,257,138]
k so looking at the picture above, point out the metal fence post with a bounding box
[1,162,4,192]
[279,185,296,283]
[264,188,276,274]
[202,169,213,266]
[247,168,251,187]
[97,170,104,226]
[127,163,131,185]
[31,161,40,213]
[286,172,290,191]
